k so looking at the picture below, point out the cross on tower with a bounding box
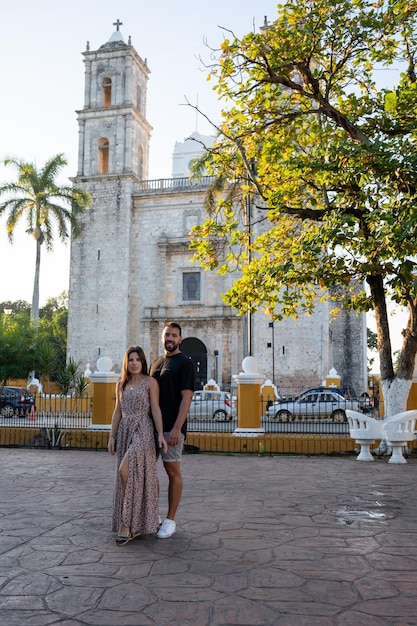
[113,19,123,31]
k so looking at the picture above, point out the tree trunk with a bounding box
[381,377,412,418]
[368,275,417,418]
[383,300,417,416]
[31,238,42,324]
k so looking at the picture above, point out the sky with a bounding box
[0,0,409,357]
[0,0,278,306]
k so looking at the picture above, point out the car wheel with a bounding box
[276,409,292,422]
[213,409,228,421]
[332,409,346,422]
[1,404,15,418]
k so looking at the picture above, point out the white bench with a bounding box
[383,410,417,464]
[346,410,384,461]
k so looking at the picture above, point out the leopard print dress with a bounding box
[112,377,159,535]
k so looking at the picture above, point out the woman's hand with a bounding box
[158,434,168,455]
[108,435,116,455]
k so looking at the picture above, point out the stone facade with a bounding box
[67,26,368,396]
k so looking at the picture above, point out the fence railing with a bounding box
[0,391,378,454]
[136,176,214,193]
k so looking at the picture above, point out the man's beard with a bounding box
[164,341,177,353]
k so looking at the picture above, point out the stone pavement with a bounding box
[1,449,417,626]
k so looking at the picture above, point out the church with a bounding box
[67,24,368,396]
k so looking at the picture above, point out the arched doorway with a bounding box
[181,337,207,390]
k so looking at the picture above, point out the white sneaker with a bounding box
[158,516,162,528]
[157,519,176,539]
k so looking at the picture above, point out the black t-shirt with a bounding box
[150,352,196,436]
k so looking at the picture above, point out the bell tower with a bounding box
[67,22,152,367]
[76,19,151,180]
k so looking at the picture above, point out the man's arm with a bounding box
[169,389,193,446]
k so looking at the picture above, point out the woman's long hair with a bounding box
[120,346,148,393]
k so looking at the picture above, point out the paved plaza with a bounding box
[1,448,417,625]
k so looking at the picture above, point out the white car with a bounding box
[266,389,360,422]
[189,391,235,421]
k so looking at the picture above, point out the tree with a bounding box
[190,0,417,417]
[0,294,68,387]
[0,300,31,315]
[55,357,83,397]
[40,291,68,321]
[38,293,68,378]
[0,310,36,384]
[0,154,91,322]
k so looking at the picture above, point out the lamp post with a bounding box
[245,192,253,357]
[214,349,219,384]
[244,158,256,357]
[268,321,275,385]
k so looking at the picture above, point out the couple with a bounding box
[107,322,196,545]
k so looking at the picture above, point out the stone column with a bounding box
[77,119,85,176]
[89,357,119,431]
[234,357,265,436]
[123,114,132,171]
[83,60,91,108]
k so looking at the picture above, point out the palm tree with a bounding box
[0,154,91,322]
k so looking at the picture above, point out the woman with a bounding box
[108,346,167,544]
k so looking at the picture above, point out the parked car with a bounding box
[0,386,36,418]
[266,389,360,422]
[296,386,358,400]
[189,391,235,421]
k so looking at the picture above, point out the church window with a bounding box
[98,138,109,174]
[183,272,200,301]
[137,86,142,112]
[102,77,112,107]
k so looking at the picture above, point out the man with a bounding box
[150,322,196,538]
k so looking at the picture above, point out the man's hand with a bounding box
[168,425,182,446]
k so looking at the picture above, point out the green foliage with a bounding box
[0,294,68,385]
[0,154,91,320]
[1,300,30,314]
[37,294,68,375]
[0,155,90,249]
[0,310,36,384]
[73,375,90,399]
[34,340,59,393]
[191,0,417,381]
[40,292,68,320]
[367,328,378,352]
[55,357,84,397]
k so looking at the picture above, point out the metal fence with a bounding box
[0,392,94,449]
[0,390,376,454]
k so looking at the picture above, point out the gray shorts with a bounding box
[161,433,184,462]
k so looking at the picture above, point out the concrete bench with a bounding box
[346,410,384,461]
[383,410,417,464]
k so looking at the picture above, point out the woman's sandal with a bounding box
[115,531,140,545]
[116,533,132,545]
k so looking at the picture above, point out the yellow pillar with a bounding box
[261,379,279,409]
[234,357,265,436]
[407,381,417,410]
[89,357,119,430]
[204,378,220,392]
[325,367,341,388]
